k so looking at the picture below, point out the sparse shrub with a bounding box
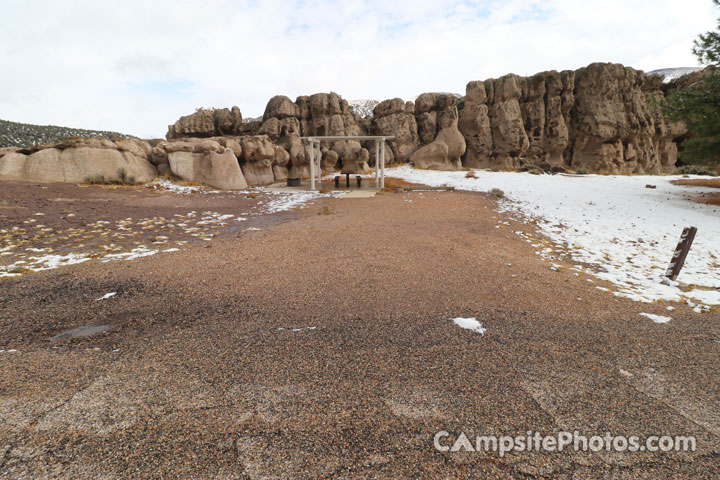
[84,175,107,185]
[465,171,477,179]
[518,164,545,175]
[421,135,434,145]
[117,168,135,185]
[576,168,589,175]
[489,188,505,198]
[674,165,718,176]
[83,168,135,186]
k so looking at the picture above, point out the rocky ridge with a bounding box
[0,62,701,189]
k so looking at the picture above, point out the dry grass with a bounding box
[671,179,720,206]
[671,179,720,189]
[381,177,428,193]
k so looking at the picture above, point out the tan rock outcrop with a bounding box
[168,150,247,190]
[458,81,493,168]
[166,106,244,139]
[240,135,275,186]
[569,63,679,174]
[414,93,459,144]
[0,145,157,184]
[458,63,684,173]
[372,98,419,163]
[410,140,450,170]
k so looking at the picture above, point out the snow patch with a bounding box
[95,292,117,301]
[640,313,672,324]
[387,165,720,310]
[453,317,486,334]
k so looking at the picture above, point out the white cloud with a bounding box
[0,0,716,138]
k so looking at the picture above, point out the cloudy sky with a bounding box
[0,0,717,138]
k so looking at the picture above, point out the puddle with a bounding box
[49,324,110,341]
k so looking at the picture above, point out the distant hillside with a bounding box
[0,118,130,148]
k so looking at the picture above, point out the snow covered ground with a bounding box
[387,165,720,311]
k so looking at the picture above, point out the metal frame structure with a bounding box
[301,136,394,191]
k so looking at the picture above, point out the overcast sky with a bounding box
[0,0,717,138]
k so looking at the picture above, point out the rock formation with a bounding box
[372,98,418,164]
[239,135,276,186]
[0,137,156,184]
[167,107,245,139]
[164,139,247,190]
[148,62,688,180]
[408,94,466,170]
[569,63,680,174]
[458,63,685,173]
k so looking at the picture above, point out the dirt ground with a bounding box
[671,178,720,206]
[1,180,719,478]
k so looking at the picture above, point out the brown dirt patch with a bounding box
[671,178,720,205]
[671,179,720,189]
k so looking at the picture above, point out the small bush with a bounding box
[465,171,477,179]
[489,188,505,198]
[83,168,135,186]
[576,168,589,175]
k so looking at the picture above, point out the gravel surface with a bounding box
[1,183,719,478]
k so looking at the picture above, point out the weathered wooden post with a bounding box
[665,226,698,281]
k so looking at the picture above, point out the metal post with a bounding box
[380,139,386,189]
[309,138,315,190]
[316,141,321,187]
[375,140,379,187]
[665,226,698,281]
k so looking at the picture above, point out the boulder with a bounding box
[435,125,466,168]
[487,75,529,168]
[413,93,458,142]
[272,165,289,182]
[263,95,299,120]
[212,137,243,158]
[458,81,493,168]
[240,135,276,186]
[0,147,157,184]
[322,149,339,169]
[410,141,451,170]
[192,139,225,154]
[166,106,243,139]
[0,152,28,178]
[372,98,419,163]
[168,150,247,190]
[167,109,215,139]
[150,146,169,166]
[275,145,290,167]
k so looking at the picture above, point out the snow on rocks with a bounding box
[95,292,117,301]
[145,179,227,195]
[277,326,317,332]
[101,246,178,263]
[640,313,672,324]
[452,317,486,334]
[388,165,720,311]
[256,189,345,214]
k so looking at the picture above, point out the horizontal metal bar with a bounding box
[301,136,395,141]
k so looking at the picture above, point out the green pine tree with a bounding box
[663,0,720,165]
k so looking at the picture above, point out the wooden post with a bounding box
[665,226,698,281]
